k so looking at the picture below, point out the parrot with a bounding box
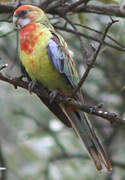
[13,5,112,172]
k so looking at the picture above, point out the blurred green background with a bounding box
[0,0,125,179]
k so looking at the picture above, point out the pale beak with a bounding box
[13,15,20,30]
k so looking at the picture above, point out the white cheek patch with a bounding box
[18,18,31,28]
[13,16,17,24]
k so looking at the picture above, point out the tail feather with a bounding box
[37,95,112,172]
[61,105,112,172]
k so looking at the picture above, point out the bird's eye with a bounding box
[20,10,28,16]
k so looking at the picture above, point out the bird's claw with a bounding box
[28,80,37,94]
[49,89,59,103]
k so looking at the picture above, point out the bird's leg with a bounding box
[28,80,37,94]
[49,89,60,103]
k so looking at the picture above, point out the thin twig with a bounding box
[74,4,122,17]
[42,0,67,12]
[71,19,118,97]
[63,0,89,14]
[0,30,15,38]
[61,16,88,59]
[0,145,7,180]
[54,25,125,52]
[0,64,8,71]
[49,153,89,162]
[15,111,68,155]
[48,152,125,170]
[74,23,125,48]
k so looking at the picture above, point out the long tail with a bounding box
[37,95,112,172]
[59,104,112,172]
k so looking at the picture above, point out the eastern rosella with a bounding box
[13,5,112,172]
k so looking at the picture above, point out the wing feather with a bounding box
[47,33,79,88]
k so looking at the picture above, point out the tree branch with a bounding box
[74,23,125,49]
[54,25,125,52]
[0,1,125,19]
[15,111,68,155]
[0,69,125,126]
[71,18,118,97]
[48,152,125,170]
[49,153,89,162]
[73,4,123,17]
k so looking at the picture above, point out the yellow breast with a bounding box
[20,27,70,93]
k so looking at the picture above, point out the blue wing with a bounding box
[47,34,79,88]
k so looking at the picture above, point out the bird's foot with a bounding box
[49,89,60,103]
[28,80,37,94]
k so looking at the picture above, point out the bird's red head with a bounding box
[13,5,42,29]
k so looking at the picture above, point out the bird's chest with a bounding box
[20,29,62,89]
